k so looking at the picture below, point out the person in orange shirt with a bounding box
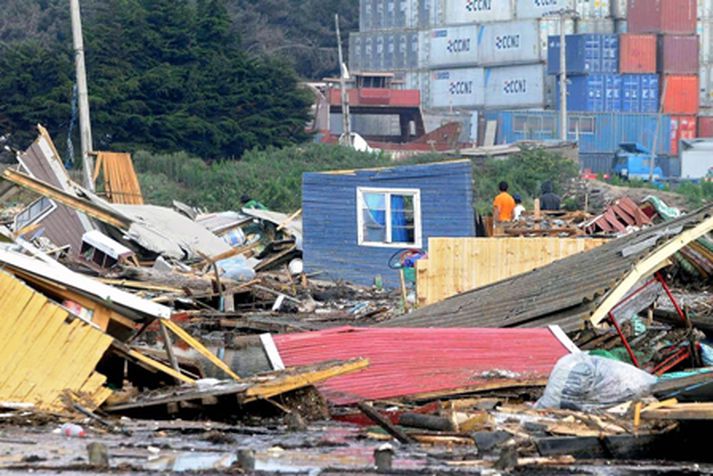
[493,181,516,222]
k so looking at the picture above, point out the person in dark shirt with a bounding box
[540,180,561,211]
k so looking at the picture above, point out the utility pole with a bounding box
[545,9,577,141]
[335,14,352,147]
[559,15,567,141]
[650,77,668,181]
[70,0,95,191]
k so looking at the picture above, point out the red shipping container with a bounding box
[658,35,699,74]
[662,75,699,114]
[628,0,697,34]
[619,34,657,73]
[699,116,713,137]
[670,115,697,155]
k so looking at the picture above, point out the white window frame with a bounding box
[13,197,57,232]
[356,187,422,248]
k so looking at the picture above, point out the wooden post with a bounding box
[159,320,182,383]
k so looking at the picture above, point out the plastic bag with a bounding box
[217,255,257,281]
[535,352,657,411]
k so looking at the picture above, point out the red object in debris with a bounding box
[583,196,653,234]
[328,88,421,108]
[273,326,574,405]
[658,35,699,74]
[581,168,598,180]
[619,34,657,73]
[662,76,699,115]
[670,114,698,155]
[698,116,713,137]
[628,0,697,34]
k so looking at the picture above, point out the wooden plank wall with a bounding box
[0,271,114,411]
[95,152,144,205]
[417,237,607,306]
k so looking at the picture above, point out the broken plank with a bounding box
[357,402,415,444]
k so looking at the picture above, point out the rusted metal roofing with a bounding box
[582,197,653,234]
[384,204,713,332]
[272,326,576,405]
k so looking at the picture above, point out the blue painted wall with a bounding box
[302,160,475,288]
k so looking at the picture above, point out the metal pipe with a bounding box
[609,312,640,368]
[335,14,352,147]
[656,272,687,323]
[559,15,567,141]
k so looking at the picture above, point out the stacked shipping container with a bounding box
[627,0,699,154]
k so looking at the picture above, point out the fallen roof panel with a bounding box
[383,204,713,331]
[271,326,575,405]
[0,248,171,320]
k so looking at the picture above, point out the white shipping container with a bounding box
[444,0,514,25]
[428,68,485,108]
[611,0,626,19]
[700,0,713,19]
[575,18,616,33]
[575,0,611,18]
[349,33,363,71]
[478,20,542,64]
[483,64,546,108]
[699,20,713,64]
[538,18,576,61]
[702,63,713,107]
[427,25,480,67]
[515,0,575,19]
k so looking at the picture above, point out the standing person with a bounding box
[513,193,526,220]
[493,181,516,222]
[539,181,561,211]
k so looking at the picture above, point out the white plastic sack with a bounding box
[536,352,657,411]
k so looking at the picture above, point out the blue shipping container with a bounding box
[621,74,659,113]
[547,34,619,75]
[558,74,622,112]
[486,110,671,155]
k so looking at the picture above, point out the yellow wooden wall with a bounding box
[0,271,113,411]
[417,237,607,306]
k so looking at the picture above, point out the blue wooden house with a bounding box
[302,160,475,287]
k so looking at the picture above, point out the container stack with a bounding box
[626,0,699,154]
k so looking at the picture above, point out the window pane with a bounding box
[568,117,578,133]
[581,117,595,133]
[542,116,555,133]
[390,194,415,244]
[362,192,386,243]
[513,116,526,133]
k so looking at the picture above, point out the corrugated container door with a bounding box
[483,64,546,108]
[662,75,700,113]
[575,19,616,33]
[641,74,660,112]
[628,0,697,33]
[698,116,713,136]
[700,0,713,18]
[670,115,698,154]
[407,32,419,69]
[549,34,618,74]
[563,75,605,111]
[615,19,628,33]
[612,0,628,18]
[699,21,713,64]
[658,35,700,74]
[444,0,514,25]
[349,34,362,71]
[575,0,611,18]
[477,20,540,65]
[619,34,657,73]
[701,64,713,107]
[604,74,623,111]
[622,75,641,112]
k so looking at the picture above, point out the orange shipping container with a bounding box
[619,34,657,73]
[670,115,697,155]
[661,75,699,114]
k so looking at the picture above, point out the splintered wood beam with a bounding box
[357,401,415,444]
[590,214,713,326]
[2,168,129,229]
[126,348,195,385]
[159,320,182,383]
[242,358,369,402]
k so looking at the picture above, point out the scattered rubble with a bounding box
[0,126,711,472]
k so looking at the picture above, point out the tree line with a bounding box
[0,0,357,158]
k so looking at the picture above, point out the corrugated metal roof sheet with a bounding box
[273,326,574,405]
[383,204,713,331]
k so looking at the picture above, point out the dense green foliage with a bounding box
[134,143,577,214]
[134,144,444,212]
[473,148,580,214]
[0,0,314,158]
